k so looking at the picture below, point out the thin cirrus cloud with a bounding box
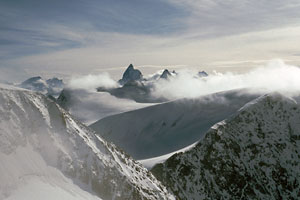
[169,0,300,38]
[0,0,300,82]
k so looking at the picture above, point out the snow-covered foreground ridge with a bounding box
[0,86,174,200]
[152,93,300,200]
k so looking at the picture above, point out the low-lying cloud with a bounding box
[56,59,300,124]
[152,60,300,100]
[67,73,118,91]
[65,89,155,125]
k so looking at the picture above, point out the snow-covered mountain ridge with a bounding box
[151,93,300,199]
[0,86,174,200]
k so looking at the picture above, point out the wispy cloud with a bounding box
[168,0,300,38]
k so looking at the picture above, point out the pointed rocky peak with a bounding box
[127,63,134,70]
[160,69,172,79]
[119,64,143,85]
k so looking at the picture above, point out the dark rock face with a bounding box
[56,89,72,110]
[198,71,208,77]
[152,94,300,200]
[97,79,167,103]
[106,80,165,103]
[119,64,143,85]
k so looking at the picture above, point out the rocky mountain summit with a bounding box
[118,64,143,85]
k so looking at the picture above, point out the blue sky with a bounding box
[0,0,186,57]
[1,0,300,81]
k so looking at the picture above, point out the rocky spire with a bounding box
[119,64,143,85]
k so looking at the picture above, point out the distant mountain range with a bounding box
[55,64,209,123]
[97,64,208,103]
[18,76,64,97]
[15,64,207,104]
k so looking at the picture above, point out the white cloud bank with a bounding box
[57,59,300,124]
[67,73,118,91]
[65,89,155,125]
[152,60,300,99]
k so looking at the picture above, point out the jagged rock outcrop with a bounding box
[118,64,143,85]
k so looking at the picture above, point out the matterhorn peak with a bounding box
[119,64,143,85]
[127,63,134,69]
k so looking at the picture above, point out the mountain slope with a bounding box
[138,142,198,170]
[90,89,259,159]
[0,85,174,200]
[151,93,300,200]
